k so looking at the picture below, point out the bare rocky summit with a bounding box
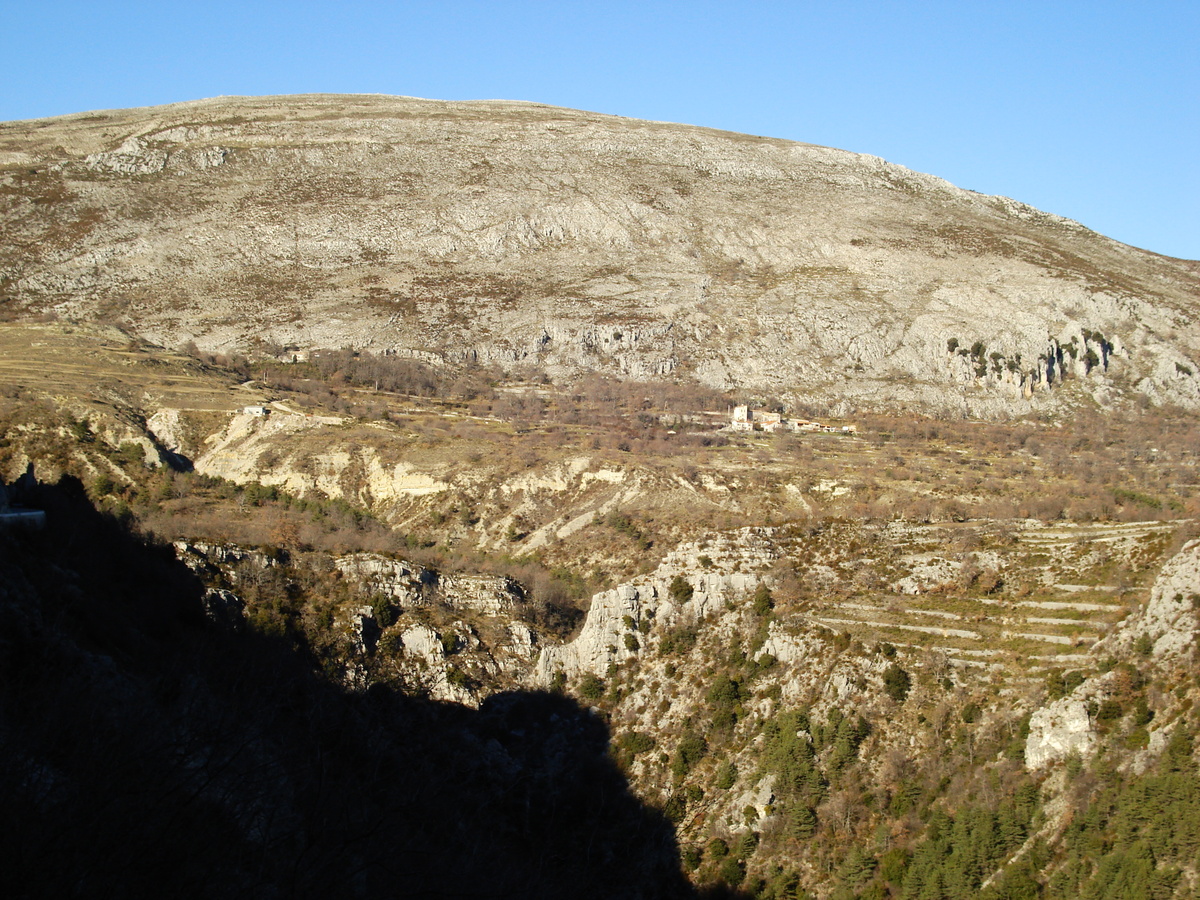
[2,93,1198,416]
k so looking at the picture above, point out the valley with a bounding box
[2,94,1200,898]
[3,317,1200,897]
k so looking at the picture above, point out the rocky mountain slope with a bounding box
[4,95,1200,898]
[1,325,1198,898]
[6,460,1200,898]
[2,94,1198,416]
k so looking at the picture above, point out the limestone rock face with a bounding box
[534,528,776,683]
[1025,699,1097,770]
[439,572,524,616]
[505,622,538,661]
[1090,538,1200,663]
[174,540,277,573]
[84,136,167,175]
[335,553,524,614]
[536,583,652,682]
[200,588,245,629]
[893,557,960,594]
[336,553,426,607]
[4,94,1198,417]
[146,408,193,458]
[398,624,444,665]
[1137,539,1200,659]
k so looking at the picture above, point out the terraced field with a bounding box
[794,519,1180,673]
[0,322,246,411]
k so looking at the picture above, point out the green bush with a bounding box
[660,624,698,655]
[745,652,775,679]
[707,837,729,860]
[707,675,742,707]
[1047,669,1086,699]
[91,473,116,497]
[712,706,737,731]
[577,673,605,701]
[883,664,911,702]
[733,830,759,860]
[752,584,774,617]
[718,857,745,886]
[669,575,694,604]
[605,512,651,550]
[662,794,686,824]
[618,731,656,756]
[1132,696,1154,727]
[671,730,708,780]
[787,805,817,839]
[1096,699,1124,722]
[370,595,398,629]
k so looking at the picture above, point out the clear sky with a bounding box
[2,1,1196,259]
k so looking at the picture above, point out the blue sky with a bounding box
[2,1,1196,259]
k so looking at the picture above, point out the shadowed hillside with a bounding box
[0,474,730,899]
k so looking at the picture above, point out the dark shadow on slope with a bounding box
[0,475,756,899]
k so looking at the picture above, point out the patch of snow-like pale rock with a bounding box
[146,408,189,456]
[735,774,777,827]
[85,136,168,174]
[173,540,277,573]
[1139,539,1200,659]
[894,557,959,594]
[398,624,444,665]
[336,553,425,606]
[195,411,332,482]
[439,572,524,615]
[759,622,819,667]
[505,622,538,660]
[358,453,450,501]
[533,528,778,683]
[1025,700,1097,770]
[535,583,651,682]
[195,413,448,507]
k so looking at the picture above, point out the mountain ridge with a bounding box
[2,93,1198,418]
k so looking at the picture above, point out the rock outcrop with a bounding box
[336,552,524,615]
[535,528,776,682]
[1128,538,1200,660]
[1025,699,1097,770]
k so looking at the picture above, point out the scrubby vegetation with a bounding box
[5,324,1200,899]
[0,475,693,898]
